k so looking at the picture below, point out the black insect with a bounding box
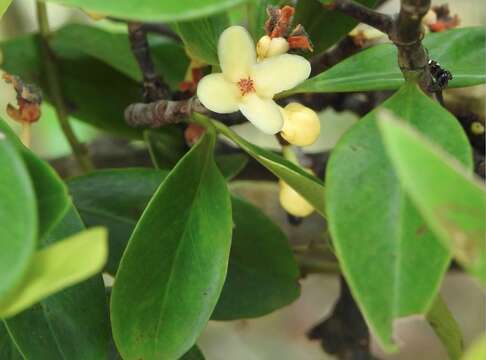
[428,59,453,92]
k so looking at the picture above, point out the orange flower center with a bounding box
[237,77,255,96]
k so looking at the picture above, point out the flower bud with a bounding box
[256,36,289,59]
[256,35,272,59]
[422,9,437,26]
[280,103,320,146]
[279,178,314,217]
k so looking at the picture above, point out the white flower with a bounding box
[197,26,311,135]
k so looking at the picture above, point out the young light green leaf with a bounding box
[462,334,486,360]
[0,130,37,301]
[0,0,12,18]
[378,113,485,283]
[111,132,232,360]
[426,296,464,360]
[174,13,229,65]
[326,83,472,351]
[294,0,378,55]
[3,208,110,360]
[285,27,485,95]
[212,196,300,320]
[44,0,249,22]
[194,113,326,216]
[0,227,108,319]
[68,168,169,275]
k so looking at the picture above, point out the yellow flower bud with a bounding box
[279,178,314,217]
[266,37,289,58]
[280,103,320,146]
[256,35,272,59]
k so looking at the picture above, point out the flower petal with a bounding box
[197,73,240,113]
[218,26,256,82]
[239,93,283,134]
[251,54,311,98]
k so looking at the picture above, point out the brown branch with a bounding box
[127,22,171,101]
[328,0,433,91]
[327,0,393,33]
[125,97,208,128]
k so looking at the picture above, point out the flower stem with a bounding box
[35,1,93,172]
[20,122,31,148]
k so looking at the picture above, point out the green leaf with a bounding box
[174,13,229,65]
[68,168,169,275]
[52,24,188,90]
[426,296,464,360]
[212,196,300,320]
[462,334,486,360]
[111,132,232,359]
[215,153,248,180]
[0,227,108,319]
[378,113,485,283]
[0,118,70,240]
[294,0,378,55]
[3,208,110,359]
[144,127,188,169]
[326,83,472,351]
[0,130,37,301]
[0,323,22,359]
[0,0,12,18]
[286,27,485,95]
[195,113,326,216]
[44,0,250,22]
[1,34,142,138]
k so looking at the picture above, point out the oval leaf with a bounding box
[286,27,485,95]
[212,196,300,320]
[111,132,232,359]
[326,83,472,351]
[3,208,110,359]
[0,227,108,318]
[44,0,249,22]
[0,130,37,300]
[378,114,485,283]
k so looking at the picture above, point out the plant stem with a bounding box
[35,1,93,172]
[20,122,31,148]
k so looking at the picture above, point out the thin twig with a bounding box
[125,97,207,128]
[327,0,393,33]
[127,22,171,101]
[36,2,93,172]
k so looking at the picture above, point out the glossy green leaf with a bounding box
[294,0,377,55]
[44,0,249,22]
[68,168,169,275]
[0,118,70,240]
[215,153,248,180]
[212,196,300,320]
[462,334,486,360]
[285,27,485,95]
[52,24,188,89]
[0,130,37,301]
[111,132,232,360]
[144,127,188,169]
[426,296,464,360]
[3,208,110,359]
[1,34,142,138]
[326,83,472,351]
[174,13,229,65]
[0,323,22,359]
[195,114,326,216]
[0,0,12,18]
[379,114,485,283]
[0,227,108,318]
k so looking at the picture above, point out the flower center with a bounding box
[237,77,255,96]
